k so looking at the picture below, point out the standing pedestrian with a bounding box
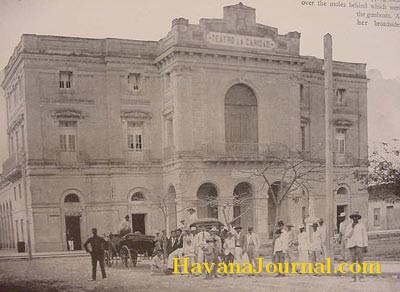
[286,224,296,268]
[68,236,74,251]
[338,212,350,261]
[232,226,245,264]
[318,218,327,263]
[183,229,196,268]
[204,237,218,279]
[245,227,260,267]
[273,229,286,277]
[83,228,107,281]
[223,231,235,265]
[344,211,368,282]
[297,226,309,266]
[310,222,322,268]
[194,226,209,264]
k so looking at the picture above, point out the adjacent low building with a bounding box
[368,184,400,231]
[0,3,368,252]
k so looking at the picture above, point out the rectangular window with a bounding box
[68,135,76,152]
[374,208,380,226]
[301,126,306,151]
[127,122,143,151]
[59,121,77,152]
[335,129,346,154]
[128,73,140,91]
[135,134,142,150]
[14,186,17,201]
[166,118,173,146]
[300,84,304,103]
[336,89,346,104]
[59,71,72,89]
[60,134,76,152]
[59,121,77,128]
[20,219,24,241]
[128,134,135,150]
[18,184,22,199]
[60,135,67,151]
[15,220,19,242]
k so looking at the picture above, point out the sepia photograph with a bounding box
[0,0,399,291]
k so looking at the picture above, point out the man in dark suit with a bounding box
[83,228,107,281]
[174,228,184,250]
[167,230,177,255]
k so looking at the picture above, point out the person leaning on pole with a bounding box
[344,211,368,282]
[83,228,107,281]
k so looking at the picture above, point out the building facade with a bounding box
[368,185,400,231]
[0,3,368,252]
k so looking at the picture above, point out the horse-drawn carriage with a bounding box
[104,233,155,268]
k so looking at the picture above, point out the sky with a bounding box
[0,0,399,168]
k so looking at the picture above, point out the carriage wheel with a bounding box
[120,245,132,268]
[104,249,112,267]
[131,250,138,267]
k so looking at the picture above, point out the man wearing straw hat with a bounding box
[344,211,368,282]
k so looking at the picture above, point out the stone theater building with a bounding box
[0,3,368,252]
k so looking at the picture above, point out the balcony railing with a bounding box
[161,143,364,166]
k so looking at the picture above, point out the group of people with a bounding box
[151,224,260,278]
[82,210,368,281]
[273,211,368,281]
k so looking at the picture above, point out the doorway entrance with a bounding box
[65,216,82,250]
[336,205,348,233]
[132,214,146,234]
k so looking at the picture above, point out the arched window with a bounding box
[131,192,145,201]
[196,183,218,219]
[64,193,80,203]
[224,84,258,154]
[232,182,254,229]
[337,187,348,195]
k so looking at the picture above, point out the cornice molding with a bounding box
[51,109,85,120]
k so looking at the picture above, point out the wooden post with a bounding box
[324,34,334,262]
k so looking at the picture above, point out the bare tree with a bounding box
[151,193,189,234]
[233,145,327,228]
[196,191,254,226]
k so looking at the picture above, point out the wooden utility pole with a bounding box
[324,34,334,260]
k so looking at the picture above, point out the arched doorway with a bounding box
[196,183,218,219]
[167,185,177,232]
[224,83,258,155]
[232,182,254,229]
[336,186,350,232]
[62,192,84,251]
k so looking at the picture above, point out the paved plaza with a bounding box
[0,257,399,292]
